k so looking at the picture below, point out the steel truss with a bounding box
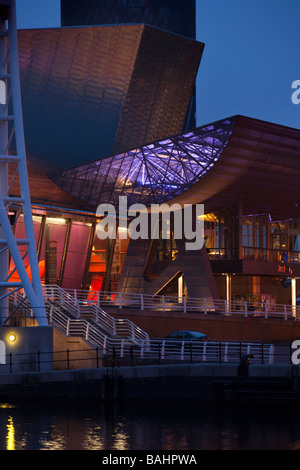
[52,117,236,208]
[0,0,47,326]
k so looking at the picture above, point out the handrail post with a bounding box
[85,322,90,341]
[67,349,70,369]
[284,304,287,320]
[204,298,207,315]
[96,347,99,368]
[161,340,165,360]
[162,295,165,312]
[140,293,144,311]
[244,301,248,317]
[203,342,207,362]
[264,302,268,319]
[66,318,70,336]
[183,296,186,314]
[224,343,228,362]
[180,341,184,360]
[119,292,122,309]
[49,304,53,323]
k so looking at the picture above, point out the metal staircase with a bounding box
[9,284,150,355]
[0,0,47,326]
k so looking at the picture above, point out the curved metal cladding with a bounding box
[51,117,236,207]
[112,25,203,154]
[61,0,196,39]
[17,25,203,170]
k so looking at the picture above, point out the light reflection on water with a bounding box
[1,399,300,450]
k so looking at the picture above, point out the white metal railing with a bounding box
[44,303,275,363]
[8,287,275,364]
[110,339,275,364]
[42,285,149,342]
[46,303,110,352]
[48,285,300,321]
[8,284,300,338]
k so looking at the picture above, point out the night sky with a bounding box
[15,0,300,130]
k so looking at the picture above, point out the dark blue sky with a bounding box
[16,0,300,130]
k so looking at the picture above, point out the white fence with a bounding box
[45,286,300,321]
[109,339,275,364]
[8,285,276,364]
[45,303,275,364]
[42,285,149,342]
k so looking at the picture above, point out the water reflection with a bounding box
[1,399,300,450]
[6,417,15,450]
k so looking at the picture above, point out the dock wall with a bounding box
[1,363,300,404]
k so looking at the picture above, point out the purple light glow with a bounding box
[52,117,236,207]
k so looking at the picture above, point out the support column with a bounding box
[226,274,232,313]
[291,277,296,317]
[0,18,8,325]
[178,274,183,303]
[238,200,243,259]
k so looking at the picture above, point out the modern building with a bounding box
[60,0,198,131]
[7,0,300,317]
[61,0,196,39]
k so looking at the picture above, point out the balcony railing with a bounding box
[242,247,300,264]
[207,246,300,264]
[48,286,300,321]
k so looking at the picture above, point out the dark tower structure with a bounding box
[60,0,197,129]
[61,0,196,39]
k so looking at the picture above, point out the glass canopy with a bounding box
[52,116,236,207]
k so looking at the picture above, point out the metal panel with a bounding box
[16,25,203,170]
[113,25,204,154]
[17,25,143,169]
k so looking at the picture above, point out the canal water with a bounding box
[0,398,300,450]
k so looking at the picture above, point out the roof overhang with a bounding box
[51,115,300,220]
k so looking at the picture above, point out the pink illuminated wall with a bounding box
[62,221,90,289]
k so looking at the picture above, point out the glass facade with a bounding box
[87,228,130,292]
[203,211,300,306]
[8,203,300,305]
[63,221,91,289]
[9,213,93,290]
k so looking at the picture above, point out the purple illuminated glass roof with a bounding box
[51,116,236,207]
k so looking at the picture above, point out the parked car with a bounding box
[164,330,210,341]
